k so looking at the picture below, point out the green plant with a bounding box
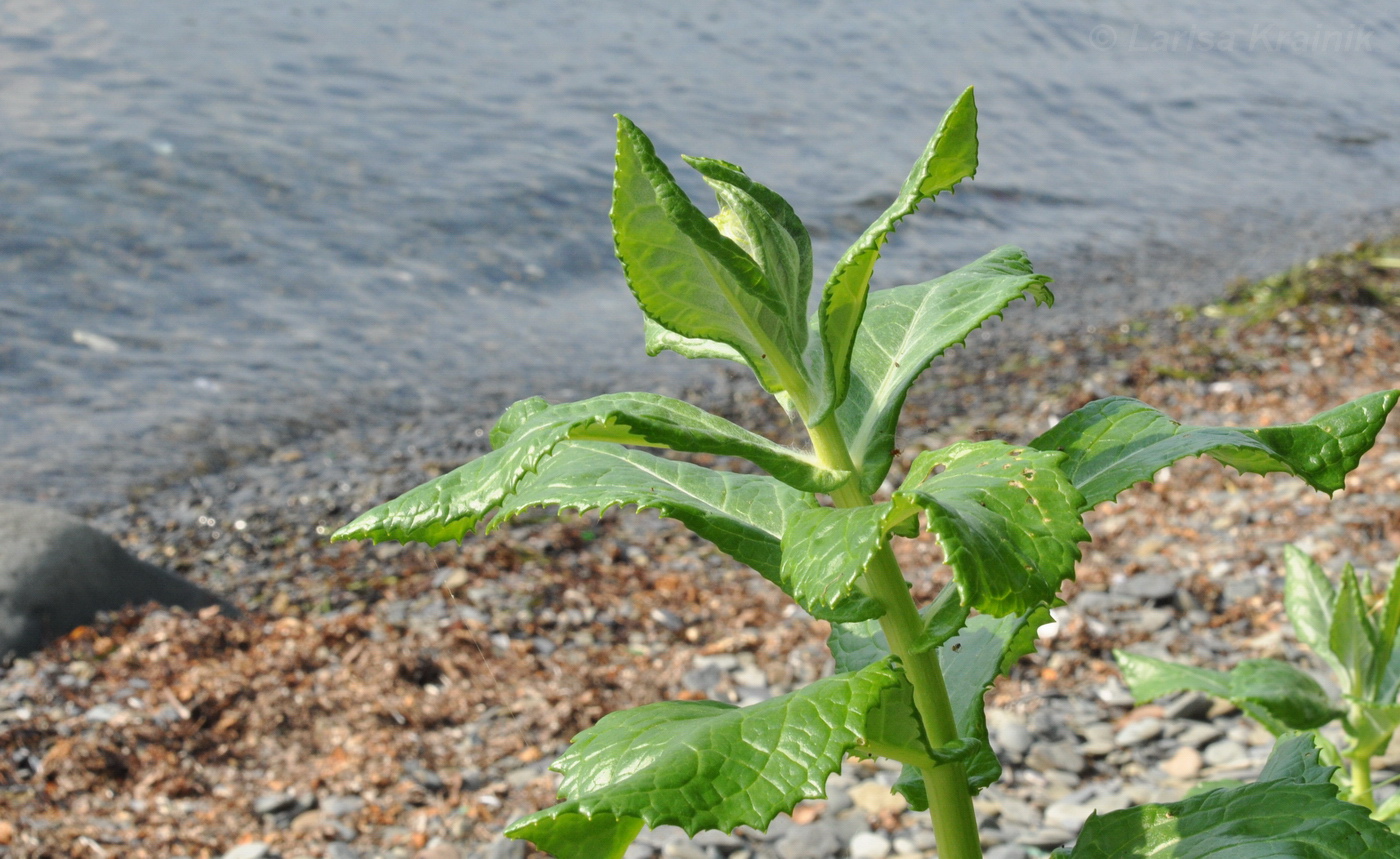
[333,89,1400,858]
[1119,546,1400,824]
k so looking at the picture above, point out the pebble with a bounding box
[849,832,892,859]
[1114,716,1164,747]
[848,781,908,815]
[326,846,361,859]
[660,843,709,859]
[1175,723,1224,748]
[984,847,1029,859]
[775,824,840,859]
[1163,691,1214,721]
[995,722,1033,761]
[1161,746,1204,779]
[1203,739,1249,768]
[1112,572,1178,602]
[221,845,274,859]
[1025,742,1085,775]
[415,844,463,859]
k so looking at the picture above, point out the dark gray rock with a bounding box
[0,502,235,657]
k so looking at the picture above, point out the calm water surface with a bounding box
[3,1,1399,506]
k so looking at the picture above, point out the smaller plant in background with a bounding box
[1118,546,1400,827]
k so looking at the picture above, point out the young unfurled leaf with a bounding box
[1116,651,1342,733]
[1379,556,1400,702]
[818,87,978,411]
[333,392,846,545]
[835,246,1053,492]
[1332,563,1381,698]
[505,659,902,856]
[783,441,1085,620]
[613,116,818,411]
[1057,734,1400,858]
[1284,544,1347,683]
[489,443,816,587]
[1032,391,1400,510]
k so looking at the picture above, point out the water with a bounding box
[3,1,1399,508]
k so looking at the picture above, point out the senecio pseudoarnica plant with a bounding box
[336,89,1400,858]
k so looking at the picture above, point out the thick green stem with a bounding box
[1351,752,1376,811]
[809,417,983,859]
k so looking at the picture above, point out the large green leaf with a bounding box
[818,87,978,410]
[835,246,1053,492]
[1284,545,1347,685]
[899,441,1088,617]
[1058,734,1400,858]
[1031,391,1399,510]
[783,441,1085,619]
[613,116,815,409]
[505,659,901,856]
[333,392,845,545]
[1116,651,1342,733]
[488,443,816,587]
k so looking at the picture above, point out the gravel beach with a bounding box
[2,246,1399,858]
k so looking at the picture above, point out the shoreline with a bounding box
[2,242,1399,856]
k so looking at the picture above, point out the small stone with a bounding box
[404,761,445,792]
[253,794,297,815]
[1112,572,1177,602]
[1202,739,1248,768]
[996,722,1033,761]
[1163,691,1214,721]
[325,846,360,859]
[775,824,840,859]
[221,845,274,859]
[848,781,908,815]
[1043,800,1097,832]
[1016,827,1075,849]
[1175,723,1224,749]
[414,845,462,859]
[1025,742,1085,775]
[321,795,366,818]
[1114,716,1164,747]
[849,831,892,859]
[660,843,707,859]
[1161,746,1204,779]
[984,847,1029,859]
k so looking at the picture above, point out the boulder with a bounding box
[0,502,236,658]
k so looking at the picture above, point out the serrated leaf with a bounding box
[1116,651,1342,733]
[1031,391,1400,510]
[1333,565,1380,698]
[780,505,888,622]
[818,87,978,410]
[506,811,643,859]
[835,246,1053,492]
[613,116,815,409]
[784,441,1084,619]
[1061,736,1400,858]
[489,443,816,588]
[1284,545,1347,684]
[1256,732,1336,785]
[506,659,900,852]
[491,396,550,449]
[898,441,1088,617]
[334,392,845,545]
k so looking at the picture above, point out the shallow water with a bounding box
[3,1,1399,507]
